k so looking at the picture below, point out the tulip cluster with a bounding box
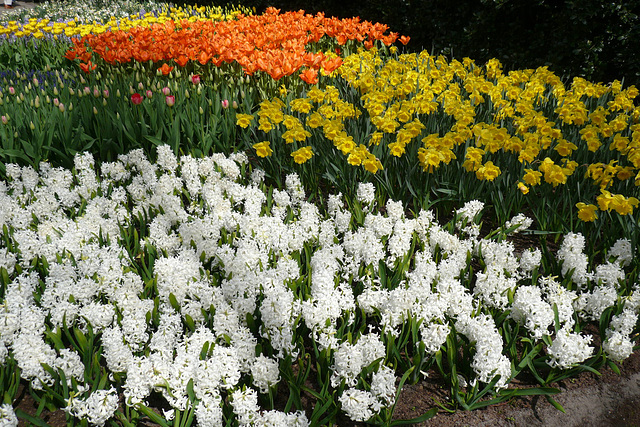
[65,8,403,83]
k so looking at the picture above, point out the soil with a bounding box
[391,348,640,427]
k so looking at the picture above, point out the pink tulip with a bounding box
[8,87,15,95]
[84,86,91,95]
[191,74,201,85]
[93,88,100,98]
[221,99,229,109]
[53,98,60,106]
[162,87,171,96]
[1,116,7,125]
[146,90,153,99]
[103,89,109,98]
[165,95,175,107]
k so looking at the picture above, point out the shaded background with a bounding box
[177,0,640,89]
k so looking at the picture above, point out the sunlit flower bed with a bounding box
[0,1,639,426]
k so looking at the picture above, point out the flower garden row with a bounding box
[0,1,639,426]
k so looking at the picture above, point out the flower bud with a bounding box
[1,115,8,125]
[165,95,175,107]
[93,87,100,98]
[93,106,98,115]
[34,96,40,108]
[221,99,229,109]
[69,102,73,111]
[30,121,35,130]
[146,90,153,99]
[199,106,204,114]
[8,87,15,95]
[162,87,170,96]
[59,103,65,113]
[53,98,59,106]
[84,86,91,95]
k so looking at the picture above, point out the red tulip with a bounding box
[191,75,201,85]
[131,93,143,105]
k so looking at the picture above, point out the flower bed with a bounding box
[0,1,639,426]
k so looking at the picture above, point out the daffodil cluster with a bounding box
[242,47,640,222]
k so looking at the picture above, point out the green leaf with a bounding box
[15,409,52,426]
[136,404,171,427]
[546,395,566,413]
[390,407,438,426]
[169,293,181,313]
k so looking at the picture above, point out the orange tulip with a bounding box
[79,61,96,73]
[159,63,174,75]
[66,10,408,81]
[300,68,318,84]
[175,55,189,67]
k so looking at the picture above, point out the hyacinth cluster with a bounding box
[0,147,638,424]
[242,47,640,221]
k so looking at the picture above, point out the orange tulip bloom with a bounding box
[321,57,342,73]
[300,68,318,84]
[399,35,410,45]
[175,55,189,67]
[79,61,96,73]
[159,63,174,75]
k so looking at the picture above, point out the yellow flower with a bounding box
[291,146,313,164]
[596,189,614,211]
[517,182,529,195]
[306,112,324,129]
[609,194,639,215]
[523,169,542,186]
[388,142,406,157]
[543,165,568,187]
[576,202,598,222]
[554,139,578,156]
[253,141,273,158]
[347,152,363,166]
[291,98,313,114]
[475,161,501,181]
[363,156,383,173]
[258,117,273,133]
[369,131,383,146]
[463,147,485,172]
[235,113,254,128]
[418,147,444,173]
